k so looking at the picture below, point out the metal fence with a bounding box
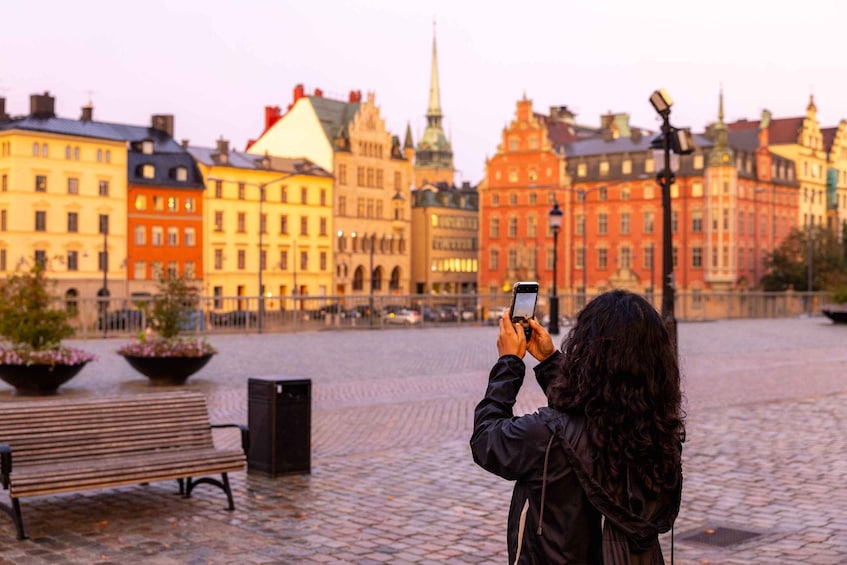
[61,289,834,339]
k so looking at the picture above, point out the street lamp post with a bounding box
[649,88,695,347]
[369,233,376,327]
[548,202,563,335]
[101,218,108,338]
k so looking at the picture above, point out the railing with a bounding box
[60,290,833,339]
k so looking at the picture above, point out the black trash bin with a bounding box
[247,376,311,476]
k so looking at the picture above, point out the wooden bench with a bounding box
[0,391,247,540]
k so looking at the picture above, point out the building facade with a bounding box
[410,181,478,295]
[247,86,413,300]
[188,139,334,309]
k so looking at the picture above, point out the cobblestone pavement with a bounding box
[1,317,846,563]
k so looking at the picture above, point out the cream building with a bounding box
[247,86,412,300]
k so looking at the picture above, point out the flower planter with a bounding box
[0,362,88,396]
[120,353,214,386]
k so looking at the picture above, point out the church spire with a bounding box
[708,86,734,167]
[427,22,443,126]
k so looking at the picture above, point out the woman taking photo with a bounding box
[471,289,685,564]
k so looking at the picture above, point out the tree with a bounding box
[760,226,847,291]
[0,264,74,350]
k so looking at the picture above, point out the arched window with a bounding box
[389,267,401,291]
[352,266,365,291]
[64,288,79,316]
[372,266,383,291]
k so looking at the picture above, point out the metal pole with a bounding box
[582,191,587,304]
[660,114,677,346]
[102,223,108,338]
[258,185,265,333]
[807,222,813,312]
[549,226,560,335]
[369,234,375,327]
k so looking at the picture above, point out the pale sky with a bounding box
[3,0,847,184]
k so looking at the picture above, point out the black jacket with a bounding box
[470,353,682,564]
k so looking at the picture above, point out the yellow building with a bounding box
[764,97,829,228]
[246,86,413,299]
[188,139,334,309]
[823,120,847,236]
[0,93,128,308]
[410,181,478,295]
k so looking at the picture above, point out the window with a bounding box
[97,149,103,162]
[152,261,163,279]
[97,250,108,272]
[576,214,585,236]
[300,216,308,236]
[575,247,584,270]
[0,173,5,191]
[184,197,195,212]
[184,227,196,246]
[0,210,5,231]
[134,225,146,245]
[507,249,517,269]
[134,194,146,210]
[508,217,518,238]
[214,211,223,232]
[214,249,223,270]
[598,187,607,201]
[185,261,195,279]
[300,250,308,272]
[67,177,79,194]
[32,143,39,157]
[142,164,155,179]
[620,213,631,234]
[280,186,288,203]
[491,195,499,206]
[320,189,327,206]
[279,250,288,271]
[35,175,47,192]
[672,211,679,233]
[694,154,704,169]
[35,250,47,268]
[99,214,109,235]
[105,150,111,163]
[489,249,499,270]
[279,215,289,234]
[99,180,109,196]
[620,247,632,269]
[142,140,154,154]
[319,217,327,236]
[167,227,179,246]
[598,213,608,235]
[643,246,654,270]
[238,183,245,200]
[599,161,609,176]
[152,226,164,246]
[301,186,308,204]
[320,251,327,271]
[67,212,79,233]
[168,197,178,211]
[598,248,608,270]
[237,249,246,270]
[167,261,178,278]
[527,215,537,238]
[692,210,703,233]
[577,163,587,177]
[65,146,71,159]
[175,167,187,182]
[490,217,500,238]
[643,211,655,234]
[67,251,78,271]
[260,249,267,271]
[393,171,401,190]
[134,260,146,279]
[237,212,246,233]
[622,160,632,174]
[338,164,347,185]
[35,211,47,232]
[215,180,223,198]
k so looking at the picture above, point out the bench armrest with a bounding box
[0,443,11,489]
[211,424,249,454]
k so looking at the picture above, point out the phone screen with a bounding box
[511,292,537,320]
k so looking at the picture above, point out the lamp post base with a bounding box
[548,296,560,335]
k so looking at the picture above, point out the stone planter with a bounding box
[822,308,847,324]
[120,354,214,386]
[0,362,88,396]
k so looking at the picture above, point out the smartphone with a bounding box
[509,281,539,341]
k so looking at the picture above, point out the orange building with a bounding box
[126,126,205,294]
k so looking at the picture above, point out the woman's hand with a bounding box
[526,317,556,362]
[497,310,526,358]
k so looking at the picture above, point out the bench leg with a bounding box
[0,497,27,540]
[183,473,236,511]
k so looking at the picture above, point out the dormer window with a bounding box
[175,167,188,182]
[142,140,154,155]
[142,164,155,179]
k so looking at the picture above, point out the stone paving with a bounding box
[0,317,846,563]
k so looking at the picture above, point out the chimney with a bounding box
[151,114,174,137]
[631,129,643,143]
[293,83,306,102]
[0,97,7,120]
[30,92,56,119]
[80,104,93,122]
[181,139,190,149]
[314,88,323,97]
[264,105,282,131]
[349,90,362,103]
[216,137,230,155]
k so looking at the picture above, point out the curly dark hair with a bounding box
[547,290,685,492]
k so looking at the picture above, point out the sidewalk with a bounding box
[1,318,846,563]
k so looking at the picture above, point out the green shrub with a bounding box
[0,264,74,350]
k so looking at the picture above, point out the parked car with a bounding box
[486,306,508,325]
[384,308,421,325]
[209,310,257,328]
[98,308,145,332]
